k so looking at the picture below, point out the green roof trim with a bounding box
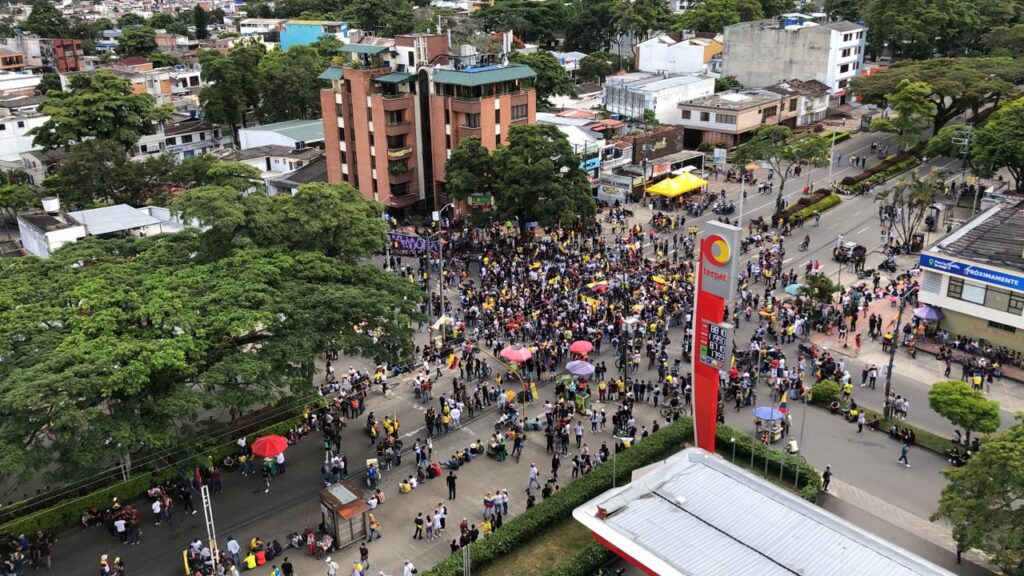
[432,64,536,88]
[341,44,390,55]
[373,72,416,84]
[318,67,344,81]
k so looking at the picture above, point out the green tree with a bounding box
[563,0,616,54]
[42,140,182,207]
[675,0,751,33]
[0,184,39,225]
[491,124,596,229]
[509,51,573,107]
[758,0,795,17]
[983,23,1024,57]
[311,34,345,65]
[868,79,937,151]
[733,125,831,215]
[148,12,189,35]
[198,44,265,144]
[444,137,493,202]
[798,272,841,303]
[872,176,935,248]
[715,75,743,92]
[258,45,324,123]
[611,0,672,43]
[117,13,146,27]
[862,0,984,59]
[642,108,659,126]
[971,99,1024,191]
[34,73,62,96]
[116,26,158,57]
[0,182,421,483]
[850,58,1019,133]
[473,0,567,45]
[343,0,415,37]
[23,0,68,38]
[932,421,1024,575]
[147,51,182,67]
[193,5,209,39]
[30,71,172,152]
[577,52,615,83]
[924,123,971,164]
[928,380,1001,444]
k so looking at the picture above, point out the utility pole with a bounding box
[951,126,975,216]
[882,287,916,419]
[201,485,220,574]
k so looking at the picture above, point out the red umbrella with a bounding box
[251,435,289,458]
[569,340,593,355]
[500,345,533,363]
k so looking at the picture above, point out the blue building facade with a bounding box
[280,20,350,50]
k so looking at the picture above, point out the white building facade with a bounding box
[721,15,865,105]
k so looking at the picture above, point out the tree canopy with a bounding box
[444,137,493,202]
[577,52,616,83]
[932,420,1024,574]
[850,58,1020,133]
[490,124,596,228]
[257,45,325,123]
[873,176,935,248]
[733,125,830,210]
[23,0,67,38]
[868,79,936,151]
[29,71,172,152]
[928,380,1001,444]
[116,26,159,58]
[193,5,210,39]
[508,51,573,106]
[971,98,1024,191]
[0,181,421,483]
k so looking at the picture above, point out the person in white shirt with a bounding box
[226,537,241,567]
[403,560,417,576]
[113,518,127,542]
[276,452,286,474]
[151,499,163,525]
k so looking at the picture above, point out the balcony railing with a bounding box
[387,146,412,159]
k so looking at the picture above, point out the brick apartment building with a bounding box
[319,33,536,212]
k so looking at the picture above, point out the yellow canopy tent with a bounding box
[672,171,708,193]
[646,173,708,198]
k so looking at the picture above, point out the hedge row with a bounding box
[787,193,842,224]
[543,541,616,576]
[423,417,822,576]
[421,417,696,576]
[1,416,305,536]
[820,130,851,144]
[862,157,919,187]
[841,145,922,187]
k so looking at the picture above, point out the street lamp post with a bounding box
[433,203,454,329]
[882,287,915,418]
[619,316,638,386]
[611,435,634,488]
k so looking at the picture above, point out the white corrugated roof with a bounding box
[67,205,161,236]
[574,448,956,576]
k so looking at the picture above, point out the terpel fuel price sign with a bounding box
[700,321,731,368]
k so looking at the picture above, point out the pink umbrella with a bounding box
[500,345,533,363]
[569,340,593,355]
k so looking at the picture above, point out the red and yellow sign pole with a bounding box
[692,221,740,453]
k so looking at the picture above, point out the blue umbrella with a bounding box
[784,283,804,296]
[566,360,595,377]
[753,406,784,421]
[913,305,942,322]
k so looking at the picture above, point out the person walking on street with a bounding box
[403,560,417,576]
[857,412,865,433]
[898,442,911,468]
[326,557,339,576]
[446,471,457,500]
[822,465,832,492]
[367,513,382,542]
[226,537,241,567]
[527,464,541,490]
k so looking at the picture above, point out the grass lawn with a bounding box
[475,517,594,576]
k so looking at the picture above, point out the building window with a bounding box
[856,31,863,39]
[182,134,194,144]
[386,111,403,125]
[199,132,207,141]
[1006,291,1024,315]
[16,121,24,128]
[511,104,527,119]
[681,110,691,120]
[839,63,850,73]
[843,33,853,42]
[166,136,176,145]
[339,127,345,141]
[762,106,777,117]
[464,113,480,128]
[788,99,797,112]
[987,321,1017,333]
[0,124,6,131]
[841,48,852,58]
[716,114,736,124]
[699,112,710,122]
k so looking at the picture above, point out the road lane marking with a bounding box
[856,226,870,234]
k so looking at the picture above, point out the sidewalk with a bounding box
[807,297,1024,417]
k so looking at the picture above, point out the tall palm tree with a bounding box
[874,175,935,250]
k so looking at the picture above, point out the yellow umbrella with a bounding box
[745,163,759,171]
